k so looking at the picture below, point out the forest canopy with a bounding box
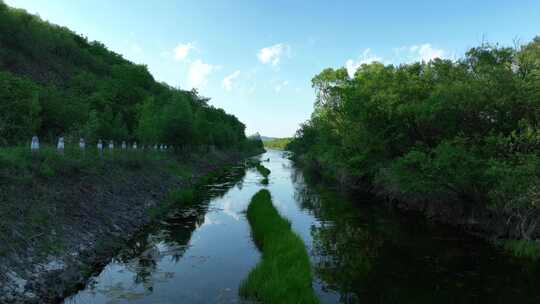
[0,1,260,152]
[288,37,540,237]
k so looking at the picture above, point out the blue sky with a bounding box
[5,0,540,137]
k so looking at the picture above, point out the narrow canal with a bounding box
[66,150,540,303]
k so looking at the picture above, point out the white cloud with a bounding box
[258,43,290,66]
[395,43,448,63]
[345,44,449,77]
[409,43,446,62]
[188,59,216,88]
[345,48,383,77]
[174,42,196,61]
[222,70,241,91]
[274,81,289,93]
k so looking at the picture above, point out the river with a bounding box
[65,149,540,303]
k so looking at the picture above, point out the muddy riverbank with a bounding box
[0,149,260,303]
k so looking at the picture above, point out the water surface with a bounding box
[66,150,540,303]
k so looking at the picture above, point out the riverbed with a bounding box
[65,149,540,303]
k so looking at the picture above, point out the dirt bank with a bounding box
[0,149,260,303]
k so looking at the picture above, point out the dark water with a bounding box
[66,150,540,303]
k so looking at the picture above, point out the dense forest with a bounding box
[0,1,261,152]
[288,38,540,240]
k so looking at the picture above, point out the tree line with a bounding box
[0,1,262,153]
[287,38,540,239]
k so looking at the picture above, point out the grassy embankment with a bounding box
[240,190,319,304]
[497,240,540,260]
[0,144,252,255]
[0,144,258,302]
[263,138,291,150]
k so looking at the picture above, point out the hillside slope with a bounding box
[0,1,261,153]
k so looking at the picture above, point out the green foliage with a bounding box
[255,163,270,184]
[0,2,259,153]
[255,163,271,178]
[263,137,291,150]
[168,189,195,206]
[288,38,540,217]
[0,71,41,145]
[240,190,319,304]
[499,239,540,260]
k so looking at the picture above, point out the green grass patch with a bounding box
[263,138,291,150]
[240,189,319,304]
[255,163,271,185]
[255,163,271,178]
[148,188,197,220]
[498,239,540,260]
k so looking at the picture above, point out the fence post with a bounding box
[79,137,86,157]
[97,139,103,157]
[31,136,39,153]
[121,141,127,150]
[57,137,65,155]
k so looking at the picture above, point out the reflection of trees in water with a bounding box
[291,165,540,303]
[291,167,384,303]
[96,165,247,299]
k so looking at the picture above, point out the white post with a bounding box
[121,141,127,150]
[133,142,137,150]
[79,138,86,150]
[31,136,40,153]
[57,137,65,155]
[97,139,103,157]
[109,140,114,150]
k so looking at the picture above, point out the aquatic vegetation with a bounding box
[255,163,271,185]
[255,163,271,178]
[240,189,319,304]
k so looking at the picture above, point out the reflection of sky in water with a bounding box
[66,153,289,304]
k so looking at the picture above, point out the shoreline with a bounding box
[0,148,263,303]
[290,155,540,260]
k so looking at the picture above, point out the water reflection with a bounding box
[291,163,540,304]
[66,151,540,304]
[66,165,249,303]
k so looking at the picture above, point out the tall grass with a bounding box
[240,189,319,304]
[499,239,540,260]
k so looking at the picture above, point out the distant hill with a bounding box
[263,138,291,150]
[260,136,278,142]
